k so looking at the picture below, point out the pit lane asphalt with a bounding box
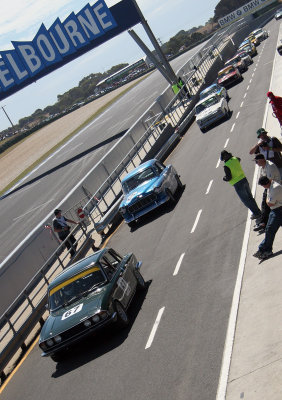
[1,18,280,400]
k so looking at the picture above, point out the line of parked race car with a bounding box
[195,27,269,133]
[38,27,272,364]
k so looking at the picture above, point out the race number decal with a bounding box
[117,277,131,296]
[62,303,83,320]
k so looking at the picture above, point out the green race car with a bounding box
[39,248,145,362]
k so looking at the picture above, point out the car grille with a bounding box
[202,110,223,124]
[127,193,158,214]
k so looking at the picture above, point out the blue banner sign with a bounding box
[0,0,142,100]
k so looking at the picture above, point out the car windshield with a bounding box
[218,67,235,77]
[49,265,106,310]
[225,57,240,66]
[122,167,156,193]
[200,86,218,99]
[253,29,262,35]
[195,96,220,113]
[241,45,251,52]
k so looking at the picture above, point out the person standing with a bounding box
[220,150,262,219]
[253,176,282,259]
[249,128,282,172]
[252,154,281,232]
[53,209,79,257]
[267,91,282,128]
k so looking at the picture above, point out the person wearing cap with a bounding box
[220,150,261,219]
[267,91,282,128]
[253,154,281,232]
[249,128,282,170]
[53,209,79,257]
[253,176,282,260]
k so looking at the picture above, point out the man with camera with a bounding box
[249,128,282,174]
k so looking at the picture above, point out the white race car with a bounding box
[195,93,230,133]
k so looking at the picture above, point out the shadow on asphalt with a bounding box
[2,129,128,199]
[51,279,152,378]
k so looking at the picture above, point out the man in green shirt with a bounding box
[220,150,261,219]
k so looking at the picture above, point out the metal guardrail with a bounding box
[0,12,272,382]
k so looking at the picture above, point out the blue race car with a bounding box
[119,159,183,227]
[199,83,229,101]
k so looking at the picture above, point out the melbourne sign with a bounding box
[218,0,276,27]
[0,0,142,100]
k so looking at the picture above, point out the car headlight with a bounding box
[119,206,126,214]
[46,339,54,347]
[92,314,100,323]
[54,335,62,343]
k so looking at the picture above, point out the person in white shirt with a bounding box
[253,176,282,259]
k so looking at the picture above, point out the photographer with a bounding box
[53,209,79,257]
[249,128,282,172]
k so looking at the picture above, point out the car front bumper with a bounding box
[40,312,117,357]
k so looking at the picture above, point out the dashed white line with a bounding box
[191,209,202,233]
[243,93,247,98]
[247,85,250,90]
[254,68,256,72]
[145,307,165,349]
[216,158,221,168]
[249,79,252,84]
[205,180,213,195]
[230,123,235,132]
[236,111,240,119]
[224,138,229,148]
[240,102,244,108]
[173,253,185,276]
[252,72,255,77]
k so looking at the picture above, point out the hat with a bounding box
[54,209,62,215]
[253,154,265,161]
[256,128,267,137]
[267,91,274,98]
[220,150,232,161]
[258,176,270,186]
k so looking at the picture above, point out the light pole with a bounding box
[1,105,14,128]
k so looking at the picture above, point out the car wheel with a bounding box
[166,188,176,203]
[114,301,129,328]
[175,174,183,189]
[134,269,146,290]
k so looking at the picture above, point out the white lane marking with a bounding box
[243,93,247,98]
[247,85,250,90]
[236,112,240,119]
[191,209,202,233]
[254,68,256,72]
[216,71,272,398]
[240,102,244,108]
[252,72,255,77]
[173,253,185,276]
[205,180,213,195]
[224,138,229,148]
[230,123,235,132]
[145,307,165,349]
[216,158,221,168]
[13,199,54,222]
[249,79,252,84]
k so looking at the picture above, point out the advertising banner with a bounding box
[218,0,276,27]
[0,0,142,100]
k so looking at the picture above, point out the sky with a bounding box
[0,0,219,132]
